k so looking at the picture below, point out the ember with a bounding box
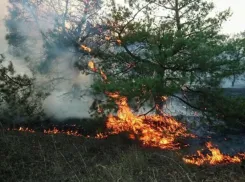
[8,127,107,139]
[183,142,245,166]
[95,132,108,139]
[44,127,83,137]
[81,44,92,52]
[12,127,35,133]
[100,69,107,80]
[88,61,96,72]
[116,39,122,45]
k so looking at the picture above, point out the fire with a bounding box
[95,133,108,139]
[81,44,92,52]
[100,69,107,80]
[86,57,245,161]
[88,60,107,81]
[9,127,35,133]
[88,60,194,149]
[44,127,83,137]
[8,127,107,139]
[161,96,167,101]
[183,142,245,166]
[116,39,122,45]
[88,60,96,71]
[105,92,194,149]
[7,43,245,166]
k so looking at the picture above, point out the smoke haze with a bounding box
[0,0,95,120]
[0,0,244,121]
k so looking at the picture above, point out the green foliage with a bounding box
[0,54,47,125]
[200,92,245,132]
[89,0,245,130]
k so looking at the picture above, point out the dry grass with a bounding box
[1,131,245,182]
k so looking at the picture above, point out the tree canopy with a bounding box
[3,0,245,132]
[86,0,245,130]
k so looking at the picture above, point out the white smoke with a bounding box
[0,0,96,120]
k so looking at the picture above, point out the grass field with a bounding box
[1,130,245,182]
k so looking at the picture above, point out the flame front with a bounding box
[8,127,35,133]
[88,60,193,149]
[7,41,245,167]
[8,127,108,139]
[105,92,194,149]
[183,142,245,166]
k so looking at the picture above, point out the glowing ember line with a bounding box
[8,127,108,139]
[44,127,83,137]
[8,127,35,133]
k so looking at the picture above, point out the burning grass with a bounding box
[183,142,245,166]
[87,60,195,150]
[85,60,245,166]
[1,131,245,182]
[106,92,195,150]
[4,58,245,169]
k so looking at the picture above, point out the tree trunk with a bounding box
[153,95,165,115]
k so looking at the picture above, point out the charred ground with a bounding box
[1,130,245,182]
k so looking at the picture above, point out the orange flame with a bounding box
[81,45,91,52]
[19,127,35,133]
[7,44,245,166]
[100,69,107,80]
[9,127,35,133]
[8,126,107,139]
[116,39,122,45]
[95,133,108,139]
[88,60,96,72]
[88,61,107,81]
[161,96,167,101]
[44,127,83,137]
[183,142,245,166]
[88,59,194,149]
[105,92,194,149]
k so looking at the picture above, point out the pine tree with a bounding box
[0,54,47,126]
[89,0,245,131]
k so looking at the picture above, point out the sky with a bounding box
[114,0,245,35]
[212,0,245,35]
[0,0,245,51]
